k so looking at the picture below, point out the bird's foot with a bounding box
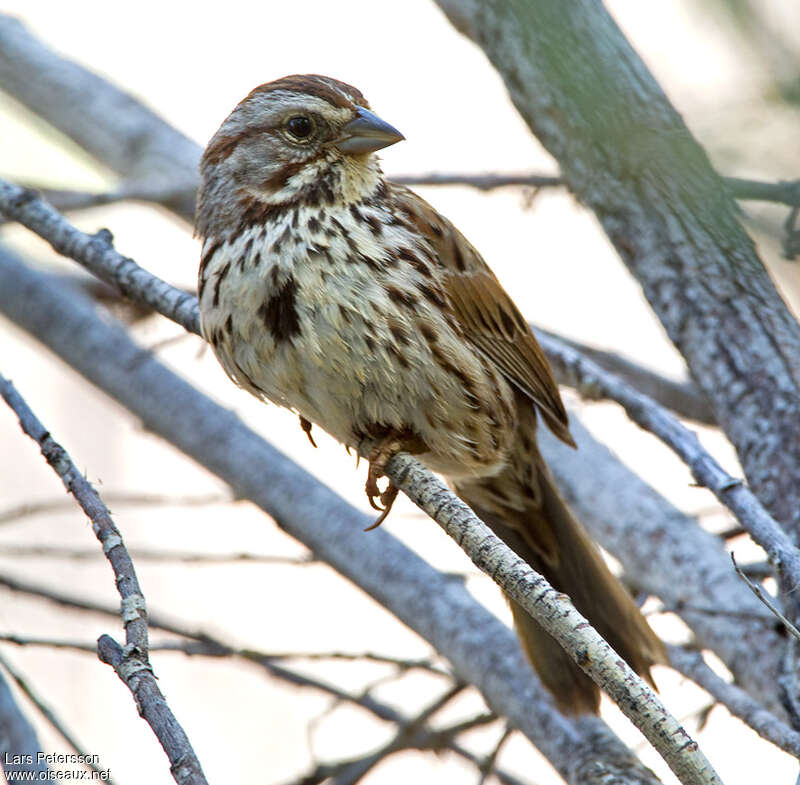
[363,436,405,530]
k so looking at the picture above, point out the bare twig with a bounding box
[0,375,208,785]
[650,602,774,624]
[0,183,199,334]
[394,172,800,212]
[0,543,315,565]
[0,491,229,526]
[0,376,150,655]
[731,554,800,644]
[392,171,563,190]
[0,651,113,782]
[0,634,448,678]
[477,722,514,785]
[287,684,478,785]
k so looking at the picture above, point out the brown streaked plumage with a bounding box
[196,74,665,714]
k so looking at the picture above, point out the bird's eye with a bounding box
[285,115,315,141]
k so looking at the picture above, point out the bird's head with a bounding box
[197,75,404,237]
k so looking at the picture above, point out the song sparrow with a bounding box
[196,75,665,713]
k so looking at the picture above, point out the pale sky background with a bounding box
[0,2,798,784]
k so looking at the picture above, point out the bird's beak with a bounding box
[335,107,405,154]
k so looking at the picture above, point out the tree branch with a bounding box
[386,453,721,784]
[536,416,786,717]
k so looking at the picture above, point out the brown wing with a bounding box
[387,183,574,446]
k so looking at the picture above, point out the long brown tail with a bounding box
[454,433,665,714]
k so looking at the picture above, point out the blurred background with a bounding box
[0,1,798,783]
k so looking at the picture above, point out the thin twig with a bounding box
[731,553,800,643]
[394,173,800,212]
[0,491,230,526]
[392,172,563,190]
[0,543,315,565]
[0,375,208,785]
[477,722,514,785]
[287,684,472,785]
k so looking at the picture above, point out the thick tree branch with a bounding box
[0,376,208,785]
[434,0,800,540]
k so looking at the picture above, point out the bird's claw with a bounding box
[364,483,399,531]
[363,439,403,529]
[299,416,317,448]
